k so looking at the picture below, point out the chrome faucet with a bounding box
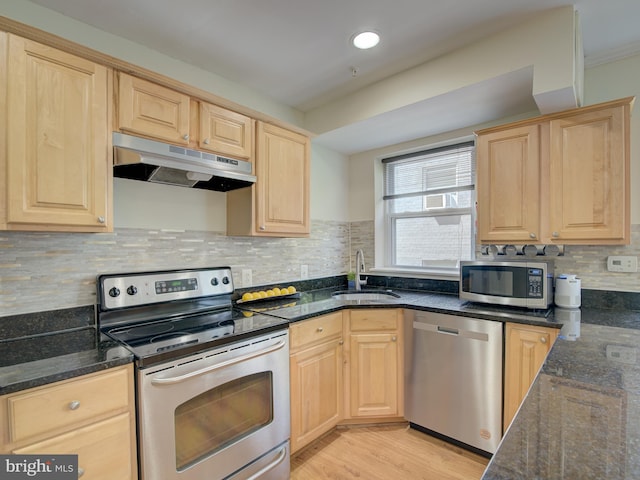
[355,249,367,291]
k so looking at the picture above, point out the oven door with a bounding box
[137,330,290,480]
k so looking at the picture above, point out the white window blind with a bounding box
[382,141,475,272]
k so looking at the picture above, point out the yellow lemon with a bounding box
[266,290,275,297]
[273,287,282,295]
[258,291,268,299]
[242,292,254,301]
[242,311,254,317]
[287,286,297,294]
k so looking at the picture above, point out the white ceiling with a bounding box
[27,0,640,154]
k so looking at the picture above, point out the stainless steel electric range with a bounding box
[97,267,290,480]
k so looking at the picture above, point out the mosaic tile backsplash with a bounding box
[0,221,350,317]
[2,221,639,317]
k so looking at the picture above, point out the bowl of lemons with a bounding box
[238,286,299,303]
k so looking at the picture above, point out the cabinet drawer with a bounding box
[290,312,342,349]
[350,310,398,331]
[8,367,131,443]
[14,413,135,480]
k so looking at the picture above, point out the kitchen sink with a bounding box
[331,290,400,301]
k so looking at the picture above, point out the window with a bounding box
[383,141,475,273]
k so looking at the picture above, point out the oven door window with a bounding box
[174,371,273,471]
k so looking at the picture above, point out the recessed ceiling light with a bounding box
[352,31,380,50]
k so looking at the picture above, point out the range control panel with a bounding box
[98,267,234,310]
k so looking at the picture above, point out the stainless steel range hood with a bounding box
[112,132,256,192]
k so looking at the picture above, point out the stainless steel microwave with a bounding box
[459,260,553,309]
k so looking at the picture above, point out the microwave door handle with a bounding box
[150,339,287,386]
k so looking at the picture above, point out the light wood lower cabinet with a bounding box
[0,364,138,479]
[289,312,344,454]
[503,322,558,430]
[344,309,404,420]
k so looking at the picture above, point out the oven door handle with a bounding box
[246,444,287,480]
[150,339,287,385]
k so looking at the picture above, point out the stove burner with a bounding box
[150,331,192,343]
[122,323,175,338]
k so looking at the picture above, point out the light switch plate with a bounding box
[607,255,638,272]
[300,264,309,279]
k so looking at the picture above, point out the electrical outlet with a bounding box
[241,269,252,287]
[300,264,309,279]
[607,255,638,272]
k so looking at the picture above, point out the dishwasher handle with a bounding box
[437,326,459,335]
[413,320,489,342]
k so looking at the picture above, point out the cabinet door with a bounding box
[255,122,310,236]
[14,413,136,480]
[503,323,558,430]
[476,124,541,244]
[548,104,629,243]
[349,332,399,418]
[5,35,110,231]
[290,338,343,453]
[199,103,253,160]
[118,73,190,145]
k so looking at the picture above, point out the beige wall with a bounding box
[349,53,640,223]
[0,0,303,127]
[348,52,640,291]
[305,6,580,136]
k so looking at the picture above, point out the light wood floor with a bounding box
[291,424,489,480]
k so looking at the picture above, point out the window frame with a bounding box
[379,139,476,277]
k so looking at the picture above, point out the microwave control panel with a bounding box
[527,269,544,298]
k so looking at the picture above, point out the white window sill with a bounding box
[369,267,460,281]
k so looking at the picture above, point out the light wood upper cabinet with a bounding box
[2,34,111,232]
[548,105,628,243]
[344,309,404,420]
[289,312,343,453]
[477,124,542,244]
[0,364,138,479]
[476,97,633,245]
[503,322,558,431]
[227,122,310,237]
[199,102,253,159]
[118,73,256,161]
[117,72,190,145]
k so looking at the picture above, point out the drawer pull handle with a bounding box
[391,336,397,342]
[317,327,324,332]
[540,337,547,344]
[78,467,85,477]
[69,401,81,410]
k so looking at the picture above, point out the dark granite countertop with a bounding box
[0,306,134,395]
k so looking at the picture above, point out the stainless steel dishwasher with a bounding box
[404,311,503,454]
